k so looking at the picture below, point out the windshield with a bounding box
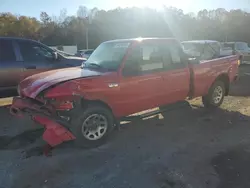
[181,42,204,57]
[235,42,249,50]
[182,43,203,51]
[82,41,130,71]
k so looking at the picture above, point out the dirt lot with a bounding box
[1,66,250,188]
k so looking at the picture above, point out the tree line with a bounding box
[1,6,250,49]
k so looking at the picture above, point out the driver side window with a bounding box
[123,42,164,76]
[18,41,53,62]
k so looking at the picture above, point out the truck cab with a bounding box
[10,38,239,148]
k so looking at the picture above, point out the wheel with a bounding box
[202,80,225,108]
[71,104,114,148]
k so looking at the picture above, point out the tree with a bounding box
[0,13,40,39]
[1,7,250,48]
[40,12,51,25]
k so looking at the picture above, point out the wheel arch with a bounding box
[71,97,116,148]
[213,73,230,96]
[81,98,114,114]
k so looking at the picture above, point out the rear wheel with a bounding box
[71,104,114,148]
[202,80,225,108]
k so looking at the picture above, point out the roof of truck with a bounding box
[104,37,177,43]
[223,41,247,44]
[182,40,219,44]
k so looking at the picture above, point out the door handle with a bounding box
[25,66,36,69]
[108,83,119,88]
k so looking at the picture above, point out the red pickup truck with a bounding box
[10,38,239,148]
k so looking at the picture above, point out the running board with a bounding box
[120,101,189,122]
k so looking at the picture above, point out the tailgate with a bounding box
[228,56,240,82]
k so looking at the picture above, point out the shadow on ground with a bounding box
[230,65,250,97]
[0,128,43,150]
[1,100,250,188]
[119,103,250,188]
[212,145,250,188]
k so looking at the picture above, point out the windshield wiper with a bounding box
[88,63,102,68]
[82,62,103,69]
[82,62,116,71]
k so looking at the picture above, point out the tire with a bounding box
[202,80,225,108]
[71,104,114,148]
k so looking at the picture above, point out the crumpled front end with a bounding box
[10,96,76,147]
[33,116,75,147]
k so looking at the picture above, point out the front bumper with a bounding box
[10,97,76,147]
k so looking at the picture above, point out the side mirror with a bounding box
[52,52,58,60]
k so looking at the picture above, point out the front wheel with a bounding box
[71,104,114,148]
[202,80,225,108]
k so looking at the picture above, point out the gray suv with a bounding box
[222,42,250,64]
[0,37,86,92]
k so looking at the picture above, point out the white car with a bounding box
[222,42,250,64]
[181,40,231,60]
[76,49,94,59]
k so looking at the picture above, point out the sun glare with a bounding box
[118,0,167,9]
[115,0,193,12]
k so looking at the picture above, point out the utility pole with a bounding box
[86,26,89,50]
[85,15,92,50]
[222,14,228,42]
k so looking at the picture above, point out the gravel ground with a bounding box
[0,65,250,188]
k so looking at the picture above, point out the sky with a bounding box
[0,0,250,19]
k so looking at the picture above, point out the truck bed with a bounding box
[192,55,239,97]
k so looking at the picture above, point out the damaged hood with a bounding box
[19,67,103,98]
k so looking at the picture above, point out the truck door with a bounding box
[117,40,167,116]
[160,41,190,104]
[16,40,63,80]
[0,39,24,90]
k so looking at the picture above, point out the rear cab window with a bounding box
[0,39,16,62]
[235,42,249,51]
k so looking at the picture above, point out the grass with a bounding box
[190,96,250,116]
